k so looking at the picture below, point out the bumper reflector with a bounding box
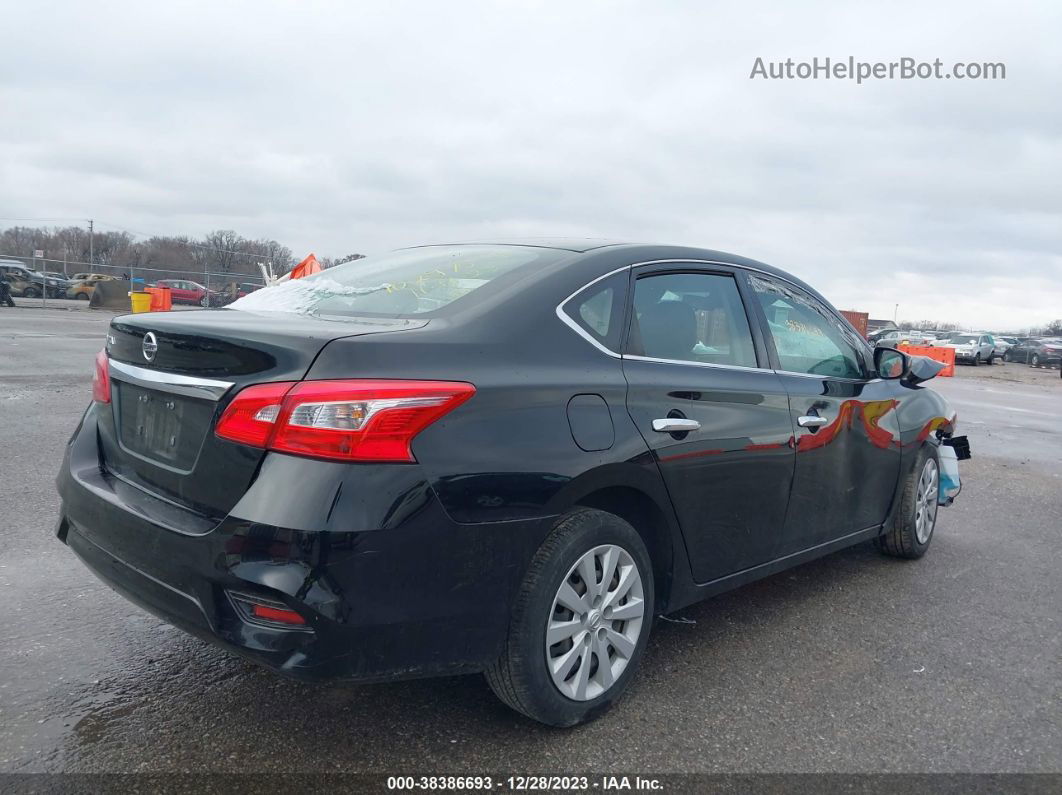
[228,591,309,629]
[251,604,306,625]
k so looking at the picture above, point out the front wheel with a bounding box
[877,447,940,559]
[973,353,981,366]
[22,287,40,298]
[486,508,654,726]
[1030,353,1041,368]
[986,351,996,365]
[200,295,211,307]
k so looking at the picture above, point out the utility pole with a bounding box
[88,219,94,268]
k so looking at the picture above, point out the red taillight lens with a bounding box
[92,349,111,403]
[215,379,475,463]
[214,382,294,447]
[250,603,306,626]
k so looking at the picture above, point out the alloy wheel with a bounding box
[545,544,645,702]
[914,458,939,545]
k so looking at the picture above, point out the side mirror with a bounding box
[875,347,908,380]
[904,354,945,385]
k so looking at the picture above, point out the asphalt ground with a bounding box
[1,306,1059,775]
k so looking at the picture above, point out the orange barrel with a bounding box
[144,286,172,311]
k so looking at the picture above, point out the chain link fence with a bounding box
[0,252,268,309]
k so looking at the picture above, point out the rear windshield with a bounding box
[949,335,978,343]
[230,245,565,318]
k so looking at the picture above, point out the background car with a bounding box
[1008,338,1062,367]
[70,272,117,283]
[213,281,265,306]
[153,278,219,306]
[933,332,996,365]
[992,336,1018,357]
[0,262,69,298]
[872,328,938,348]
[66,279,99,300]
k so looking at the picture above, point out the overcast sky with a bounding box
[2,1,1059,329]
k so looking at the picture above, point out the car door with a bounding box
[745,273,902,554]
[170,281,191,302]
[621,264,797,584]
[982,335,994,359]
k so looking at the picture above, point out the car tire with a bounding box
[200,295,211,307]
[485,508,654,727]
[986,351,995,365]
[1003,350,1011,362]
[23,287,39,298]
[876,446,940,560]
[1030,353,1040,368]
[973,353,981,366]
[75,292,89,300]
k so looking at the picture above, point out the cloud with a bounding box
[1,0,1059,329]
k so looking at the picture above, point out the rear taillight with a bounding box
[213,382,294,447]
[92,349,111,403]
[215,379,475,463]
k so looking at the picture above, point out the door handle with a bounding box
[652,418,701,433]
[797,415,829,428]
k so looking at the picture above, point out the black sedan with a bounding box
[1004,337,1062,367]
[56,241,965,726]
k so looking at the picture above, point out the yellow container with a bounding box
[130,292,152,313]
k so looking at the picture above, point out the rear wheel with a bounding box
[486,508,654,726]
[1030,353,1041,368]
[23,286,40,298]
[986,351,996,365]
[200,295,211,307]
[1003,350,1011,362]
[877,447,939,559]
[75,292,89,300]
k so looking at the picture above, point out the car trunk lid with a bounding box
[98,309,426,519]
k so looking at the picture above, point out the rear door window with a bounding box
[627,271,758,368]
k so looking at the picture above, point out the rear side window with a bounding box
[628,271,758,368]
[560,271,628,353]
[232,245,568,319]
[748,274,866,379]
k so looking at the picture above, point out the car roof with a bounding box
[404,238,627,253]
[338,240,847,322]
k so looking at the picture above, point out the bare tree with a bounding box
[202,229,242,274]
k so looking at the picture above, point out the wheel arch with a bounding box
[561,480,680,614]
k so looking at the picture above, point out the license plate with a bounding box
[117,382,213,470]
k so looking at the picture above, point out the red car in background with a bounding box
[154,279,219,306]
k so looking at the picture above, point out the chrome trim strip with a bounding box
[773,369,882,384]
[624,354,772,373]
[108,359,234,401]
[553,257,872,362]
[628,258,811,294]
[554,265,631,358]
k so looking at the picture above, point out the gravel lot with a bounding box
[1,307,1059,775]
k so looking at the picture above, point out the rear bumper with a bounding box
[56,409,550,683]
